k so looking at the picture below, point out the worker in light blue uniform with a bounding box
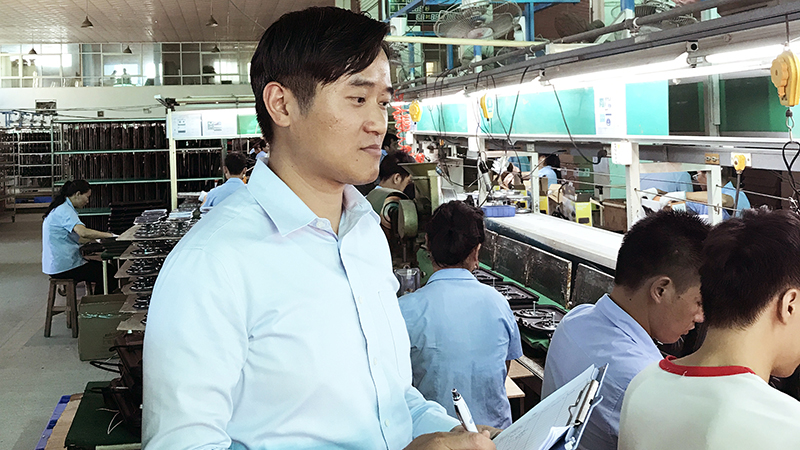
[42,179,115,295]
[203,152,249,207]
[686,169,751,219]
[399,201,523,429]
[539,154,561,188]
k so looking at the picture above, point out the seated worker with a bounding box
[399,201,523,428]
[619,209,800,450]
[538,154,561,187]
[499,163,524,189]
[202,152,248,207]
[366,150,417,228]
[688,168,750,218]
[42,180,116,295]
[542,210,709,450]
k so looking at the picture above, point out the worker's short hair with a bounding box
[614,210,710,294]
[543,154,561,168]
[382,133,399,150]
[701,208,800,328]
[379,151,416,182]
[225,152,248,176]
[426,201,486,267]
[251,7,390,142]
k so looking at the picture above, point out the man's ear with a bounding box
[649,276,672,305]
[778,289,800,324]
[263,82,293,129]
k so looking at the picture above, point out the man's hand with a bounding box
[450,424,502,439]
[404,430,496,450]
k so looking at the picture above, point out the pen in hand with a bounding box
[452,388,479,433]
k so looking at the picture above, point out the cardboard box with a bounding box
[78,294,132,361]
[602,199,627,232]
[559,154,594,193]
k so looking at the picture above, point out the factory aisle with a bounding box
[0,213,113,450]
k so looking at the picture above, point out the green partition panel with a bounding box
[626,81,670,136]
[720,76,798,133]
[669,82,705,134]
[485,88,596,136]
[415,103,469,134]
[237,114,262,136]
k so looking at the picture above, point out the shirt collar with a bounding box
[226,177,245,186]
[595,294,657,349]
[246,159,375,237]
[65,197,76,211]
[427,268,476,283]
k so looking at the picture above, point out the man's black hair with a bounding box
[700,209,800,328]
[251,7,390,142]
[614,210,710,293]
[225,152,248,176]
[544,154,561,168]
[379,151,416,182]
[382,133,399,150]
[426,201,486,267]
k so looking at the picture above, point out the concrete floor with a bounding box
[0,213,114,450]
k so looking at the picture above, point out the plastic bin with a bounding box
[482,205,516,218]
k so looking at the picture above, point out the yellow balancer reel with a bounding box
[771,49,800,107]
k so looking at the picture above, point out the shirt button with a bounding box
[384,419,390,427]
[357,296,363,305]
[372,357,378,366]
[315,220,325,228]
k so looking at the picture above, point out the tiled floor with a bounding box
[0,213,114,450]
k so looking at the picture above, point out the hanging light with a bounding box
[211,44,220,53]
[28,47,37,55]
[206,1,218,27]
[81,0,94,28]
[123,45,132,54]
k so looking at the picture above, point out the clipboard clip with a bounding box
[570,379,600,427]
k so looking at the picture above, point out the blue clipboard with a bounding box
[554,364,608,450]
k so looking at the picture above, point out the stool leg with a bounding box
[69,283,78,338]
[44,281,56,338]
[65,285,72,329]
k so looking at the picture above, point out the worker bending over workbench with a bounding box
[543,210,709,450]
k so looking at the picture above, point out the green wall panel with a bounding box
[720,77,797,133]
[669,82,705,134]
[485,88,596,136]
[237,114,261,136]
[415,103,469,134]
[626,81,670,136]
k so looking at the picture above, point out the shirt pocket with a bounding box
[378,289,413,381]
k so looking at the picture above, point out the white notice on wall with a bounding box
[172,113,202,139]
[202,110,238,137]
[594,83,627,137]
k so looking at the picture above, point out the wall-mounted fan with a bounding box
[435,0,522,40]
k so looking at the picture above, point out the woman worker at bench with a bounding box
[42,180,115,294]
[399,200,523,428]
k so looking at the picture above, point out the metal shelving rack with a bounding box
[0,129,15,222]
[14,125,62,211]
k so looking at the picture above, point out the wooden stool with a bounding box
[45,278,79,338]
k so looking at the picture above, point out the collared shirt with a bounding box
[143,160,458,450]
[620,357,800,450]
[686,181,750,219]
[542,294,662,450]
[399,268,523,429]
[640,171,694,193]
[42,198,86,275]
[203,177,245,207]
[539,166,558,187]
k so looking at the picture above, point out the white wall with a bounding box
[0,84,254,120]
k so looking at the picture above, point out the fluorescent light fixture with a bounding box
[705,43,788,65]
[419,89,467,105]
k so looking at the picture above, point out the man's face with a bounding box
[653,282,705,344]
[283,52,392,187]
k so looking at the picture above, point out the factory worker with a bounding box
[142,7,495,450]
[202,152,248,207]
[543,210,709,450]
[42,180,115,295]
[399,201,523,429]
[538,154,561,187]
[620,209,800,450]
[688,168,751,218]
[366,151,416,228]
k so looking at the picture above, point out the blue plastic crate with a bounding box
[35,395,71,450]
[34,196,52,203]
[481,205,516,218]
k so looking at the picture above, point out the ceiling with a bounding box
[0,0,335,44]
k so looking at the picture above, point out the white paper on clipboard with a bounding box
[493,365,598,450]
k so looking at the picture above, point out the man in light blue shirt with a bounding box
[143,7,494,450]
[542,210,709,450]
[538,154,560,188]
[202,152,248,207]
[687,170,751,219]
[400,202,523,429]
